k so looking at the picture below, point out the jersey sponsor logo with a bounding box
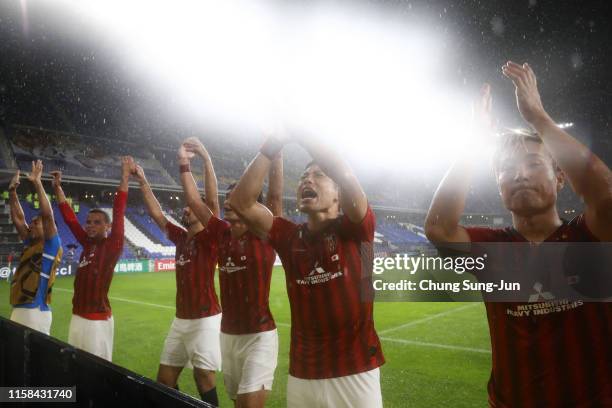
[506,299,584,317]
[296,258,343,286]
[220,256,247,274]
[79,251,95,269]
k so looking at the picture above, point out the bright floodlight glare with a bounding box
[557,122,574,129]
[59,0,474,171]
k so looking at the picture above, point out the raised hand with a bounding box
[121,156,135,177]
[178,143,195,161]
[472,83,494,132]
[8,170,20,191]
[134,164,147,183]
[182,137,207,158]
[263,121,290,142]
[259,123,292,161]
[27,160,43,183]
[502,61,551,126]
[50,171,62,189]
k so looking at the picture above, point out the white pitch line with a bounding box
[378,303,480,336]
[52,288,487,354]
[380,336,490,354]
[54,287,175,311]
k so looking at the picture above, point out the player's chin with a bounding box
[508,199,547,216]
[298,201,318,213]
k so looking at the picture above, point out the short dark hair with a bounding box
[225,182,263,204]
[301,161,338,190]
[304,160,317,171]
[88,208,111,223]
[492,128,557,172]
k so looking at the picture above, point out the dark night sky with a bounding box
[1,0,610,155]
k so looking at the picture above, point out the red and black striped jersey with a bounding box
[59,191,126,320]
[207,216,276,335]
[466,214,612,408]
[268,206,385,379]
[166,222,221,319]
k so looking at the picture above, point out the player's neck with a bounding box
[307,209,338,232]
[230,222,248,238]
[186,223,204,239]
[511,207,562,242]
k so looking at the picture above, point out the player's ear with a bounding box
[555,165,565,192]
[492,168,501,196]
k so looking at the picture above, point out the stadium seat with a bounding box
[97,208,175,258]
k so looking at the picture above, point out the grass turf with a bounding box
[0,267,492,407]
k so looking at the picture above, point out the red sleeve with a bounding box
[166,221,186,244]
[268,217,298,254]
[109,190,127,243]
[339,206,375,242]
[207,215,230,244]
[464,226,507,242]
[58,201,87,245]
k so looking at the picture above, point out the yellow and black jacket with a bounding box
[10,240,62,306]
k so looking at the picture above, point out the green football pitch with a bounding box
[0,268,492,407]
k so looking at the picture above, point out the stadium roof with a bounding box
[0,0,609,157]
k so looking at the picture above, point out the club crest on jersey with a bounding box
[506,298,584,318]
[220,256,247,274]
[176,254,191,267]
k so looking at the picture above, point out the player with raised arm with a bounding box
[425,63,612,406]
[8,161,62,335]
[180,136,283,408]
[134,140,221,407]
[52,156,133,361]
[227,134,384,408]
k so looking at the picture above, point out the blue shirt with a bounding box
[15,234,62,311]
